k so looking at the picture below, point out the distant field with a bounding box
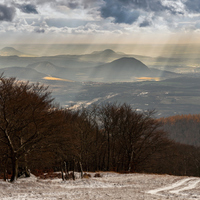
[136,77,162,81]
[47,76,200,118]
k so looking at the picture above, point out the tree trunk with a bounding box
[72,159,75,180]
[24,166,30,177]
[79,161,83,178]
[61,168,64,181]
[3,167,7,181]
[3,156,8,181]
[128,150,134,172]
[107,132,110,171]
[61,161,67,181]
[64,161,67,176]
[24,154,30,177]
[63,161,69,180]
[10,156,19,182]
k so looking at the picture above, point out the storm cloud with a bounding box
[34,27,45,33]
[139,19,151,27]
[1,0,199,38]
[33,0,99,9]
[16,4,38,14]
[184,0,200,13]
[101,0,140,24]
[115,0,184,14]
[0,4,15,22]
[100,0,185,24]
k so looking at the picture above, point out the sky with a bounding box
[0,0,200,44]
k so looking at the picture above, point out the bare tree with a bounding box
[0,76,54,182]
[97,103,120,171]
[65,108,97,177]
[96,103,169,172]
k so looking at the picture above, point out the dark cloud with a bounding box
[117,0,183,14]
[16,4,38,14]
[100,0,184,25]
[34,27,45,33]
[54,1,80,9]
[34,0,97,9]
[59,0,100,10]
[118,0,149,10]
[81,0,100,9]
[67,2,79,9]
[184,0,200,13]
[139,19,151,27]
[0,4,16,22]
[101,0,140,24]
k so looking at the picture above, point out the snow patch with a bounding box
[1,173,200,200]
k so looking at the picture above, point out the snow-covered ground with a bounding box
[1,172,200,200]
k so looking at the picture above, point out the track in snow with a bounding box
[147,177,200,198]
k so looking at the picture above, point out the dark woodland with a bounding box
[0,76,200,182]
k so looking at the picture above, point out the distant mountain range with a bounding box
[78,49,122,63]
[0,67,47,81]
[26,61,79,81]
[0,47,182,82]
[27,61,63,75]
[91,49,117,55]
[25,56,180,82]
[0,47,33,57]
[0,46,199,118]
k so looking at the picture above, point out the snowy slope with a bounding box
[1,172,200,200]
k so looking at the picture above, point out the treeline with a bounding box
[160,114,200,146]
[1,76,200,182]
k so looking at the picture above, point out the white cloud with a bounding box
[0,0,199,44]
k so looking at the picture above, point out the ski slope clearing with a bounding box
[1,172,200,200]
[147,177,200,199]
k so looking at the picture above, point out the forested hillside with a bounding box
[160,114,200,146]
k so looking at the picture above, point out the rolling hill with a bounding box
[89,57,151,81]
[25,57,181,82]
[0,67,47,81]
[0,47,33,57]
[79,49,124,63]
[26,61,63,75]
[26,61,78,80]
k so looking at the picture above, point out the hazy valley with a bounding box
[0,45,199,118]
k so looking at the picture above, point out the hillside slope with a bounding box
[0,47,33,57]
[0,67,47,81]
[90,57,151,81]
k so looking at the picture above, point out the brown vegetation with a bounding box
[160,114,200,146]
[1,76,200,182]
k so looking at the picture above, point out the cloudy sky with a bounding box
[0,0,200,44]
